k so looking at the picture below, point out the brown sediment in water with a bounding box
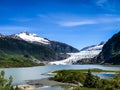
[26,78,82,89]
[26,78,63,86]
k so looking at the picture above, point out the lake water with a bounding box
[0,65,120,90]
[36,86,66,90]
[92,72,117,79]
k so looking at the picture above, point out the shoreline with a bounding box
[16,70,119,90]
[25,70,118,88]
[26,78,63,86]
[24,78,81,90]
[17,68,119,90]
[16,84,36,90]
[26,78,80,86]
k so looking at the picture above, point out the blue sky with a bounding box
[0,0,120,49]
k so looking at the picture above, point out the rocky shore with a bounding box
[21,77,81,90]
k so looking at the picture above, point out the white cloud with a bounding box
[95,0,117,12]
[37,13,120,27]
[58,20,96,27]
[98,17,120,23]
[57,16,120,27]
[96,0,108,6]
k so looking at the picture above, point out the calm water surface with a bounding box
[0,65,120,90]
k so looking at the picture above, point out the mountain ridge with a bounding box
[10,32,79,53]
[97,32,120,65]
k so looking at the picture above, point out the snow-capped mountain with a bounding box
[49,42,105,65]
[10,32,79,54]
[12,32,50,45]
[81,42,104,51]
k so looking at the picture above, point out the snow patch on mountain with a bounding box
[49,42,104,65]
[82,45,103,51]
[16,32,50,44]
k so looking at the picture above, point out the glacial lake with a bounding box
[0,65,120,90]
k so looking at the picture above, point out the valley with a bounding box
[1,0,120,90]
[0,32,120,67]
[0,32,120,90]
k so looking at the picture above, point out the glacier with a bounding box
[49,43,104,65]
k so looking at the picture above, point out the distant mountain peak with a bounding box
[20,32,38,37]
[81,42,105,51]
[13,32,50,44]
[8,32,79,54]
[20,31,30,35]
[99,41,105,45]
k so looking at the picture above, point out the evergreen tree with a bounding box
[84,69,99,88]
[0,70,22,90]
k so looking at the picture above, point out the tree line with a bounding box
[53,69,120,90]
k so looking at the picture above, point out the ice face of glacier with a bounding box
[49,42,105,65]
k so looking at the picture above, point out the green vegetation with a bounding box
[0,37,56,61]
[0,70,21,90]
[54,68,120,74]
[0,37,55,67]
[0,54,44,68]
[54,70,86,84]
[73,87,98,90]
[84,69,99,88]
[98,31,120,64]
[53,69,120,90]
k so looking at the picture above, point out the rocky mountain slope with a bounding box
[49,42,104,65]
[0,36,55,67]
[97,32,120,65]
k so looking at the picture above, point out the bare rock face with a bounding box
[97,32,120,65]
[50,41,79,53]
